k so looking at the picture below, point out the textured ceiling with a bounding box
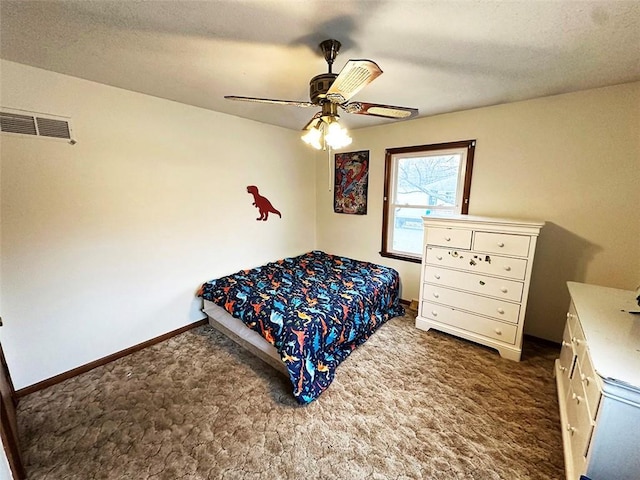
[1,0,639,131]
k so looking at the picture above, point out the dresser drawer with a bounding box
[567,373,594,461]
[425,246,468,269]
[569,312,587,361]
[425,266,524,302]
[425,246,527,280]
[421,301,517,343]
[473,232,530,257]
[577,349,601,422]
[557,321,576,384]
[426,227,472,249]
[567,303,580,335]
[466,252,527,280]
[422,284,520,323]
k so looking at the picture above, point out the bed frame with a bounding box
[202,300,288,376]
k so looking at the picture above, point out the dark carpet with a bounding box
[17,312,565,479]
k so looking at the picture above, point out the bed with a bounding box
[198,250,404,404]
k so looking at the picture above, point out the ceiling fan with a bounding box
[225,39,419,149]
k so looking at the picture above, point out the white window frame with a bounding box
[381,140,476,263]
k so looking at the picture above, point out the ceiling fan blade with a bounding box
[325,60,383,104]
[224,96,316,108]
[342,102,418,119]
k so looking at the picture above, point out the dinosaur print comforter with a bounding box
[199,251,404,404]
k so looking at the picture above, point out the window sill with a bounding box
[379,251,422,264]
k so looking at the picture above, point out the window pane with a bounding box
[396,154,462,207]
[394,207,427,229]
[391,207,424,255]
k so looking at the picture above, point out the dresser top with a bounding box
[567,281,640,390]
[422,214,545,234]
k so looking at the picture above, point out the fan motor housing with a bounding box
[309,73,337,104]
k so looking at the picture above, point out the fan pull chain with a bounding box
[327,146,333,192]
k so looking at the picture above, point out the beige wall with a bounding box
[317,82,640,342]
[0,60,316,389]
[2,59,638,392]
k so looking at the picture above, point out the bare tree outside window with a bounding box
[397,155,460,206]
[381,141,475,262]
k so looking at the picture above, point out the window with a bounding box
[381,140,475,263]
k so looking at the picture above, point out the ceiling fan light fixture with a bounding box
[301,122,323,150]
[323,116,352,149]
[300,114,352,150]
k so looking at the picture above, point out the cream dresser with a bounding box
[556,282,640,480]
[416,215,544,361]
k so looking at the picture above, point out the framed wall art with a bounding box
[334,150,369,215]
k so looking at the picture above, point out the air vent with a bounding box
[0,112,37,136]
[0,108,74,143]
[35,117,71,139]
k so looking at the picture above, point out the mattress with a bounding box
[202,299,288,376]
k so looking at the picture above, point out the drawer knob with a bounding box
[497,308,505,315]
[566,312,576,320]
[432,292,439,298]
[434,274,441,280]
[500,287,508,293]
[494,328,502,335]
[444,236,451,241]
[431,310,438,317]
[503,266,511,272]
[580,373,592,386]
[559,365,567,373]
[571,337,582,346]
[497,242,505,248]
[436,255,443,260]
[566,423,576,435]
[561,341,571,348]
[572,392,583,404]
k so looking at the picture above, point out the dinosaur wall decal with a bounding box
[247,185,281,221]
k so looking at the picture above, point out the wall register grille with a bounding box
[0,108,74,143]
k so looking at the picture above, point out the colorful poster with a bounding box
[334,150,369,215]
